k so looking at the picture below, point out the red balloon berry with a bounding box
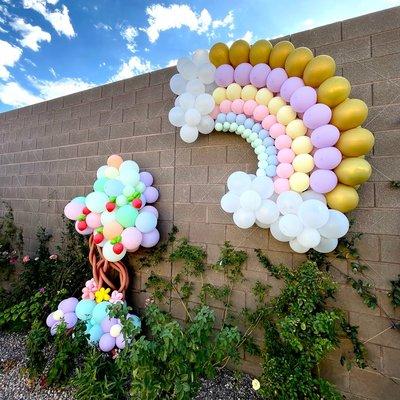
[77,221,87,231]
[113,243,124,254]
[93,233,104,244]
[82,207,91,215]
[132,199,142,209]
[106,202,115,212]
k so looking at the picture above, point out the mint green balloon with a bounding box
[93,178,107,192]
[135,182,146,194]
[116,195,128,207]
[123,185,135,197]
[115,205,138,227]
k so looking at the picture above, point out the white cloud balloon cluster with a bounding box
[221,171,350,253]
[168,49,216,143]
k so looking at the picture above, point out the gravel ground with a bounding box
[0,332,262,400]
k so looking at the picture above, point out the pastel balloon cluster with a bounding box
[222,172,349,253]
[168,49,217,143]
[64,155,160,262]
[46,297,79,335]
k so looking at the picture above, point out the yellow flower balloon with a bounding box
[249,39,273,65]
[317,76,351,108]
[229,40,250,67]
[285,47,313,77]
[334,158,372,186]
[336,127,375,157]
[326,184,359,212]
[331,98,368,131]
[269,41,295,69]
[209,42,230,67]
[303,55,336,88]
[95,287,111,303]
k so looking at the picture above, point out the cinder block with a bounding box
[134,117,161,136]
[101,81,124,98]
[148,99,173,119]
[120,136,147,154]
[110,122,134,139]
[174,184,190,203]
[112,92,135,110]
[88,126,109,142]
[191,146,227,166]
[160,149,175,167]
[100,109,123,126]
[124,73,150,92]
[59,145,78,159]
[174,203,207,222]
[79,114,100,130]
[122,103,148,123]
[372,28,400,57]
[189,223,225,244]
[190,184,225,203]
[61,118,79,133]
[382,346,400,378]
[175,165,208,184]
[373,78,400,106]
[135,85,162,104]
[380,235,400,263]
[369,155,400,182]
[351,83,373,106]
[98,139,121,155]
[149,67,176,86]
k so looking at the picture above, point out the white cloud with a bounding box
[110,56,155,82]
[166,59,177,67]
[22,0,75,38]
[121,25,138,53]
[94,22,112,31]
[226,31,254,47]
[10,17,51,51]
[0,40,22,80]
[0,26,7,33]
[0,81,42,107]
[301,18,315,29]
[142,4,234,43]
[49,67,56,77]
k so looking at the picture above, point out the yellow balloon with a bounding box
[289,172,310,192]
[336,127,375,157]
[276,105,297,125]
[268,96,286,115]
[334,158,372,186]
[241,84,257,100]
[229,40,250,67]
[250,39,273,65]
[303,55,336,88]
[285,47,313,77]
[326,184,359,213]
[103,220,123,240]
[317,76,351,107]
[292,136,313,154]
[286,119,307,138]
[226,83,242,100]
[269,41,295,69]
[213,87,227,105]
[292,154,314,173]
[255,88,273,105]
[209,42,230,67]
[331,98,368,131]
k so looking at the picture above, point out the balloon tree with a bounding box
[168,40,374,254]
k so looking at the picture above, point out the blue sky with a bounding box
[0,0,398,112]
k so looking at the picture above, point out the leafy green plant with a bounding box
[389,275,400,307]
[26,319,50,378]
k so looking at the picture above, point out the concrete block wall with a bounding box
[1,6,400,399]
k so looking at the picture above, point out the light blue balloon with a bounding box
[129,314,141,329]
[93,178,107,192]
[135,211,157,234]
[252,123,261,133]
[258,129,268,140]
[92,301,110,324]
[268,155,278,166]
[89,324,104,344]
[244,118,254,129]
[226,112,236,123]
[72,196,86,204]
[104,179,124,197]
[235,114,246,125]
[75,299,96,321]
[263,137,274,147]
[266,146,277,155]
[265,165,277,177]
[216,113,226,123]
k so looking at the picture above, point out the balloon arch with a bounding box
[168,39,374,254]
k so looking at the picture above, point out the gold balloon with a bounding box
[209,42,230,67]
[249,39,272,65]
[334,158,372,186]
[303,55,336,87]
[269,41,295,69]
[229,40,250,67]
[331,98,368,131]
[336,127,375,157]
[317,76,351,107]
[326,184,359,213]
[285,47,313,77]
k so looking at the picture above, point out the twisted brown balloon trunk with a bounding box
[88,235,129,297]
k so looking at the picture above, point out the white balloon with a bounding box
[301,190,327,204]
[251,176,274,199]
[289,239,310,254]
[198,115,215,134]
[221,192,239,213]
[205,82,217,94]
[297,228,321,248]
[313,237,338,253]
[97,165,107,179]
[184,108,202,126]
[270,221,293,242]
[240,190,262,211]
[178,92,195,111]
[191,49,209,66]
[177,58,197,80]
[276,191,303,215]
[279,214,303,237]
[255,200,279,225]
[318,210,349,239]
[186,79,205,95]
[102,241,126,262]
[233,208,255,229]
[180,125,199,143]
[256,220,270,229]
[227,171,252,195]
[197,63,216,84]
[168,106,185,127]
[298,199,329,229]
[100,210,116,225]
[169,73,187,95]
[195,93,215,115]
[174,96,180,106]
[119,170,140,186]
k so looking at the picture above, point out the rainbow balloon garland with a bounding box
[168,39,374,254]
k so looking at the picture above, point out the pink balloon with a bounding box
[210,105,220,119]
[262,115,276,130]
[141,229,160,248]
[140,205,159,218]
[75,221,93,235]
[269,123,285,138]
[249,63,271,88]
[64,201,84,220]
[290,86,317,113]
[275,135,292,150]
[86,212,102,229]
[303,104,332,130]
[310,124,340,148]
[309,170,338,193]
[215,64,234,87]
[234,63,252,86]
[231,99,244,114]
[253,105,269,121]
[121,227,143,251]
[277,148,295,163]
[99,333,116,352]
[266,68,288,92]
[280,77,304,102]
[220,100,232,114]
[243,100,257,116]
[274,178,290,194]
[276,163,294,179]
[313,147,342,170]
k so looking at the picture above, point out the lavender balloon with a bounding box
[215,64,234,87]
[143,186,159,203]
[58,297,79,313]
[311,124,340,148]
[266,68,288,93]
[101,317,119,333]
[249,63,271,88]
[99,333,115,352]
[234,63,252,86]
[141,229,160,248]
[63,313,78,329]
[141,205,159,218]
[280,77,304,102]
[116,334,125,349]
[314,147,342,169]
[290,86,317,113]
[303,104,332,130]
[139,171,153,187]
[310,170,338,193]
